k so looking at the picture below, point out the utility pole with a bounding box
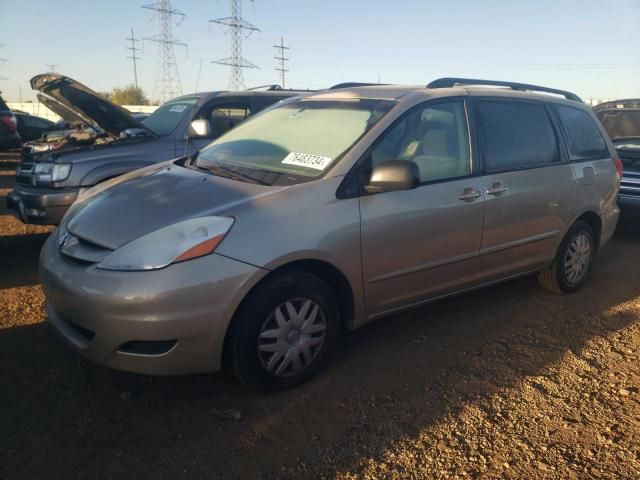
[142,0,188,103]
[210,0,260,90]
[125,27,141,89]
[45,64,59,73]
[273,37,289,89]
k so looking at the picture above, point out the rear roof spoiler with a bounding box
[426,77,582,103]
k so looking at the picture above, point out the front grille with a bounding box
[621,170,640,197]
[60,231,112,265]
[16,162,34,186]
[118,340,177,356]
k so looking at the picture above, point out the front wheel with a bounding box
[225,271,340,390]
[538,220,596,294]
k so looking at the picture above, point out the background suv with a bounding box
[593,99,640,209]
[7,73,308,225]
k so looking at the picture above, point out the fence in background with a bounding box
[7,103,158,122]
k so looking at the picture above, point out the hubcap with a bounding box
[564,232,592,285]
[258,298,327,377]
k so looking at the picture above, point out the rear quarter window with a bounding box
[477,100,559,172]
[555,105,609,161]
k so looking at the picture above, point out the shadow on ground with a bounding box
[1,214,639,479]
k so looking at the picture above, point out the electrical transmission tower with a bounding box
[0,43,7,80]
[125,27,141,89]
[273,37,289,88]
[45,64,59,73]
[142,0,188,103]
[210,0,260,90]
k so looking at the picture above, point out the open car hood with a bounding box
[594,99,640,141]
[30,73,155,138]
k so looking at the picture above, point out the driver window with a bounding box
[210,106,252,138]
[371,100,470,183]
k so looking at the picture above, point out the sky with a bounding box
[0,0,639,104]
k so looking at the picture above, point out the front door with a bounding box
[359,98,486,317]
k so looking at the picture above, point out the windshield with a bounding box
[194,98,393,185]
[143,96,199,136]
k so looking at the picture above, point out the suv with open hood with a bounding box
[594,99,640,208]
[7,74,306,225]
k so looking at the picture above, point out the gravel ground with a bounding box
[1,151,639,479]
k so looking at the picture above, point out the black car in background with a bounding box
[0,95,21,150]
[13,111,55,142]
[594,99,640,208]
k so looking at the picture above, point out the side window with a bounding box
[555,105,609,161]
[477,100,559,171]
[254,96,284,111]
[210,105,252,138]
[370,100,471,183]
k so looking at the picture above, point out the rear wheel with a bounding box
[538,220,596,294]
[225,271,340,390]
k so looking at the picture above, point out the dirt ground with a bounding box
[1,151,639,480]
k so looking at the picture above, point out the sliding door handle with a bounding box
[486,184,508,196]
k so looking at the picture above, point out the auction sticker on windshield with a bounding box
[169,105,188,113]
[282,152,333,171]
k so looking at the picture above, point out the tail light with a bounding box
[613,157,624,178]
[0,115,17,133]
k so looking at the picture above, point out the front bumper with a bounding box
[618,193,640,209]
[40,234,268,375]
[7,185,79,225]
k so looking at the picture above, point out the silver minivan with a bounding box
[40,78,621,389]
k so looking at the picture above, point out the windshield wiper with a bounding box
[216,164,271,186]
[192,160,270,186]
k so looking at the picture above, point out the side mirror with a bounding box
[364,160,420,194]
[187,119,212,138]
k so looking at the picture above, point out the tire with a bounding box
[225,271,340,390]
[538,220,596,294]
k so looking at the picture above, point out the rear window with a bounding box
[477,100,559,171]
[556,106,609,161]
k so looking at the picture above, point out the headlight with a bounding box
[34,163,72,182]
[31,143,54,153]
[96,216,234,271]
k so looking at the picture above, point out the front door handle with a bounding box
[486,183,508,196]
[458,188,482,202]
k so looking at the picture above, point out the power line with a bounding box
[273,36,289,88]
[125,27,141,89]
[210,0,260,91]
[142,0,188,103]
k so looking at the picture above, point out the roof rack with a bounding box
[426,77,582,103]
[246,84,283,91]
[329,82,388,90]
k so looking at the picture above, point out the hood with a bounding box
[594,108,640,141]
[30,73,154,138]
[66,163,287,250]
